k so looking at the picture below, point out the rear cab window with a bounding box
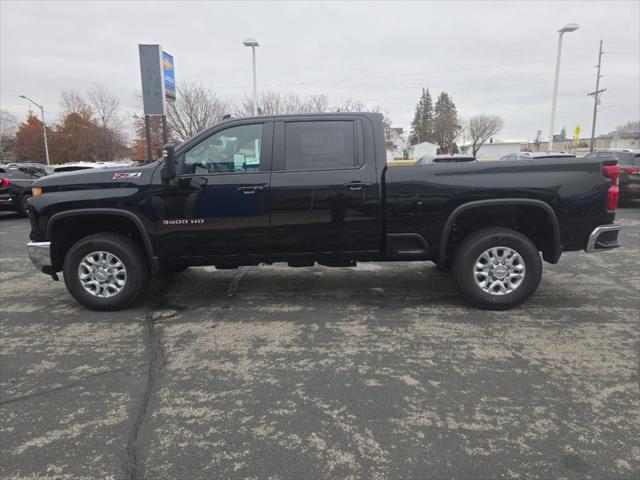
[283,120,360,171]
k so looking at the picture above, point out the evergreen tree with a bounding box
[433,92,460,153]
[409,88,434,145]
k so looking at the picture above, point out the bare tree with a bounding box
[236,91,332,117]
[333,97,366,112]
[87,84,128,161]
[332,97,392,128]
[88,84,121,129]
[60,90,93,121]
[167,80,230,142]
[468,114,504,157]
[0,110,18,157]
[612,120,640,134]
[307,94,330,113]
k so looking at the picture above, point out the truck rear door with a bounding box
[269,116,381,254]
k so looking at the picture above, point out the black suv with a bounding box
[0,163,50,216]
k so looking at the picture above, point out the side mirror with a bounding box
[161,144,176,181]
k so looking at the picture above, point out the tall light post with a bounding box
[18,95,50,165]
[243,38,259,116]
[548,23,580,152]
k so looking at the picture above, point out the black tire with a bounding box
[63,232,149,311]
[18,194,31,217]
[453,227,542,310]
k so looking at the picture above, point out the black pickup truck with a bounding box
[27,113,621,311]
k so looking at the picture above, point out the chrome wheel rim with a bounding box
[78,251,127,298]
[473,246,526,295]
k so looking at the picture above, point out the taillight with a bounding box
[623,166,639,175]
[607,186,619,211]
[602,163,620,212]
[0,177,10,188]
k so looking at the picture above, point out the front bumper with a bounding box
[585,224,621,252]
[26,241,52,272]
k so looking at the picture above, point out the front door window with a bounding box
[184,124,263,174]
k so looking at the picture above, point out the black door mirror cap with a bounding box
[161,144,176,181]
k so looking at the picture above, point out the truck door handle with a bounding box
[343,182,371,191]
[237,186,264,194]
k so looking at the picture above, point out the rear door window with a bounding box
[284,121,358,171]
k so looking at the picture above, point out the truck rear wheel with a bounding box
[453,227,542,310]
[63,232,149,311]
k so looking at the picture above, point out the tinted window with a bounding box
[614,152,640,166]
[285,121,356,170]
[18,166,45,178]
[2,167,29,179]
[184,123,263,175]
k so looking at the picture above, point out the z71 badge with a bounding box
[113,172,142,179]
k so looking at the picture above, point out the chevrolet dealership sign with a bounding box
[139,44,176,115]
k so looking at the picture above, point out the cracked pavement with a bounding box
[1,205,639,479]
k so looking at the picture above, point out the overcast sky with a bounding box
[1,0,638,141]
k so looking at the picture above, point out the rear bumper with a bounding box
[585,224,621,252]
[26,241,52,272]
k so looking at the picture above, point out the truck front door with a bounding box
[155,120,273,259]
[269,117,381,254]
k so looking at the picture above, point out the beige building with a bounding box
[523,132,640,155]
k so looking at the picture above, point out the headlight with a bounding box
[32,187,42,197]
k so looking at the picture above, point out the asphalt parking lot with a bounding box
[1,206,639,480]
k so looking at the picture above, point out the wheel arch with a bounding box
[46,209,156,271]
[438,199,561,266]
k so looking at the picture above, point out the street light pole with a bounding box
[18,94,50,165]
[243,38,260,116]
[548,23,579,152]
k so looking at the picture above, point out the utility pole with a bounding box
[588,40,606,153]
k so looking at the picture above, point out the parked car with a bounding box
[27,113,621,311]
[585,150,640,200]
[53,161,130,173]
[0,162,50,216]
[498,152,576,161]
[416,154,476,165]
[53,162,98,173]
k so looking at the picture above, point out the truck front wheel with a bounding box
[453,227,542,310]
[63,233,149,311]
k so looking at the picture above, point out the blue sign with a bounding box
[162,51,176,100]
